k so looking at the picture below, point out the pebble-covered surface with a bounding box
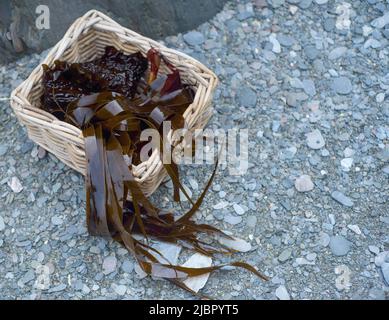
[1,0,389,300]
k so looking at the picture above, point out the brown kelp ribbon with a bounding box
[41,46,267,296]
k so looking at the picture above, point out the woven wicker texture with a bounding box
[10,10,218,197]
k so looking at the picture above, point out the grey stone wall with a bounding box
[0,0,226,64]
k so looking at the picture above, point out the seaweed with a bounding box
[41,46,267,297]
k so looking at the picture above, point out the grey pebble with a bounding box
[302,79,316,96]
[332,77,353,95]
[0,216,5,231]
[306,253,317,261]
[374,251,389,267]
[121,260,134,274]
[306,129,325,149]
[102,256,117,275]
[294,175,314,192]
[224,214,242,225]
[328,47,347,60]
[21,141,34,154]
[48,283,67,293]
[329,235,352,256]
[278,34,295,47]
[371,12,389,29]
[304,45,320,60]
[233,203,246,215]
[380,216,389,224]
[20,270,35,285]
[368,245,380,255]
[286,0,301,4]
[331,191,354,207]
[37,146,47,159]
[364,38,381,49]
[268,0,285,9]
[286,92,308,107]
[278,249,292,263]
[0,145,8,156]
[368,288,386,300]
[323,18,335,32]
[290,77,304,89]
[51,215,63,226]
[280,146,297,160]
[237,85,257,107]
[113,284,127,296]
[269,34,281,53]
[183,31,205,46]
[246,216,257,228]
[298,0,312,10]
[219,190,226,198]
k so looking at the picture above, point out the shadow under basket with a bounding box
[10,10,218,197]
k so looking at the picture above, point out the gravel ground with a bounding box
[1,0,389,300]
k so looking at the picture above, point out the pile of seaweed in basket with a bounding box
[40,46,266,296]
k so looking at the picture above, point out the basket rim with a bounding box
[10,9,218,181]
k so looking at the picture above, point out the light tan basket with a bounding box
[10,10,218,197]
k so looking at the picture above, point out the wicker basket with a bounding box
[10,10,218,197]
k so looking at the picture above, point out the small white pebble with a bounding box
[348,224,362,235]
[343,147,354,158]
[289,5,298,15]
[102,256,117,275]
[256,130,264,138]
[376,93,385,103]
[213,201,229,210]
[233,203,246,215]
[8,177,23,193]
[295,175,314,192]
[341,158,353,172]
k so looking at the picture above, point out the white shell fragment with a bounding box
[182,253,212,293]
[150,241,182,265]
[8,176,23,193]
[218,236,252,252]
[275,285,291,300]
